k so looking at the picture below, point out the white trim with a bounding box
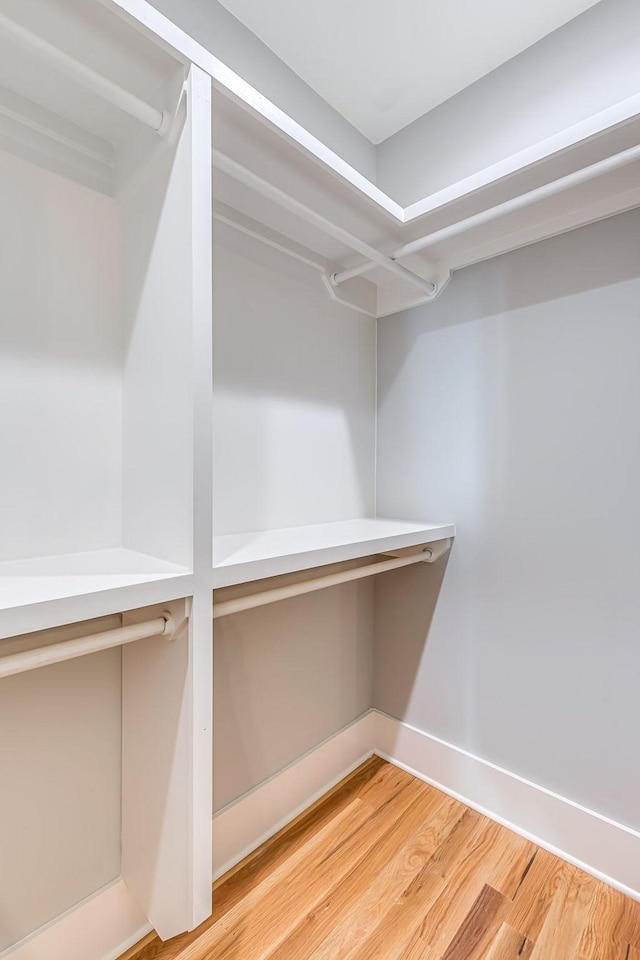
[212,712,375,879]
[373,711,640,902]
[0,879,150,960]
[402,92,640,223]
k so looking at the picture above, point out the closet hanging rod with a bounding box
[211,149,437,296]
[213,540,452,619]
[331,140,640,287]
[0,12,170,135]
[0,613,179,681]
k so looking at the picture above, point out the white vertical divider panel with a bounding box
[188,63,214,929]
[121,65,213,940]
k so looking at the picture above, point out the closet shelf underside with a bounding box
[212,517,455,588]
[0,548,192,640]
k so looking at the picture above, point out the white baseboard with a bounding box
[7,707,640,960]
[0,879,150,960]
[212,710,376,879]
[374,710,640,902]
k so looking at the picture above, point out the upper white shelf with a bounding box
[212,517,455,588]
[0,549,193,641]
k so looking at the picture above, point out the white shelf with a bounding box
[0,548,193,641]
[212,517,455,588]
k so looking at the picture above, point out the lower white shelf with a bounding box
[212,517,455,588]
[0,548,193,640]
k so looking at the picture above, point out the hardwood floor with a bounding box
[122,758,640,960]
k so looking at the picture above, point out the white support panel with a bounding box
[121,599,192,942]
[185,60,215,933]
[213,518,455,588]
[121,63,214,942]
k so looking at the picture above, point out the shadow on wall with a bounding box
[372,552,451,721]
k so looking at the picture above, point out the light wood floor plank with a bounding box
[506,848,568,942]
[347,809,488,960]
[622,896,640,949]
[398,942,441,960]
[439,883,508,960]
[271,792,465,960]
[416,819,534,956]
[484,923,533,960]
[577,882,633,960]
[529,866,597,960]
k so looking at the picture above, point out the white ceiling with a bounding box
[217,0,602,143]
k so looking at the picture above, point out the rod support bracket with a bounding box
[162,612,188,640]
[156,109,172,137]
[383,538,452,563]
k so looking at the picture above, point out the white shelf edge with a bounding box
[212,518,455,589]
[0,549,194,641]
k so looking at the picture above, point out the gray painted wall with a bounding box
[214,577,374,811]
[212,224,376,809]
[0,621,122,952]
[213,225,376,535]
[375,208,640,831]
[377,0,640,204]
[147,0,376,181]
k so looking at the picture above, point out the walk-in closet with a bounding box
[1,0,639,958]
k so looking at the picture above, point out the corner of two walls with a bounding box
[375,0,640,203]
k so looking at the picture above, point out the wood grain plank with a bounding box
[529,866,597,960]
[356,759,417,808]
[399,942,441,960]
[506,848,568,942]
[485,923,535,960]
[418,819,533,956]
[269,792,466,960]
[485,832,538,899]
[622,896,640,950]
[440,883,508,960]
[484,923,532,960]
[576,881,634,960]
[346,808,488,960]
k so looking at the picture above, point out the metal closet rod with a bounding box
[0,614,178,681]
[211,149,437,296]
[0,12,170,135]
[213,539,452,619]
[332,140,640,286]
